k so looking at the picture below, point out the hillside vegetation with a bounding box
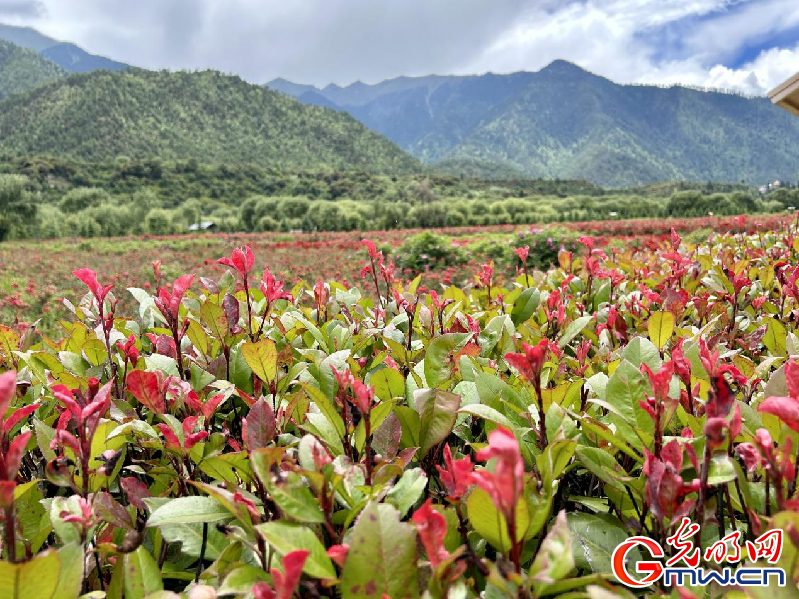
[270,60,799,187]
[0,156,787,240]
[0,69,422,174]
[0,38,65,99]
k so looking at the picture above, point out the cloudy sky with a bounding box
[1,0,797,94]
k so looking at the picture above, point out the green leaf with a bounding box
[457,404,514,428]
[529,511,574,594]
[386,467,428,516]
[0,547,61,599]
[201,301,228,341]
[707,452,737,485]
[620,337,661,371]
[146,496,234,526]
[241,338,278,383]
[123,547,163,599]
[466,486,529,553]
[604,359,653,440]
[424,333,472,387]
[341,502,419,599]
[537,439,576,487]
[266,474,325,523]
[160,522,229,559]
[559,315,592,348]
[218,566,270,595]
[257,521,335,579]
[414,388,460,458]
[301,383,346,439]
[566,512,640,574]
[370,367,405,401]
[510,288,540,326]
[647,311,674,349]
[54,543,84,599]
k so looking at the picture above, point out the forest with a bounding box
[0,156,783,241]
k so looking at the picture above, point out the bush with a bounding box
[394,231,466,270]
[144,208,174,235]
[512,226,581,270]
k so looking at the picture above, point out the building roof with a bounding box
[769,72,799,117]
[188,221,216,231]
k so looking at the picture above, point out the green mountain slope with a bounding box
[269,61,799,187]
[0,69,422,174]
[0,39,65,100]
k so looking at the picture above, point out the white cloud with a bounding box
[8,0,799,93]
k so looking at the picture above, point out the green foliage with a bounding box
[394,232,466,271]
[0,39,65,100]
[2,223,799,596]
[0,174,37,241]
[0,155,785,240]
[0,69,421,174]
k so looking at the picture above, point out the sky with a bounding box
[0,0,797,94]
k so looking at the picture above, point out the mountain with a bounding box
[0,68,422,174]
[267,61,799,187]
[0,23,128,72]
[0,39,65,99]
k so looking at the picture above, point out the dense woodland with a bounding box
[0,69,420,174]
[0,39,65,100]
[0,156,786,241]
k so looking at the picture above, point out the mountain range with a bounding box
[0,23,128,73]
[268,61,799,187]
[0,67,420,174]
[0,22,797,187]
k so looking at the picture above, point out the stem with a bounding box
[695,444,712,526]
[195,523,208,583]
[4,503,15,562]
[243,277,254,341]
[534,376,548,451]
[364,410,373,486]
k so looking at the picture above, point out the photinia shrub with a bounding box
[2,223,799,597]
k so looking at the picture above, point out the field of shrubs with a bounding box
[1,214,799,597]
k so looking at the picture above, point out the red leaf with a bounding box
[157,423,181,448]
[5,430,31,480]
[786,359,799,399]
[73,268,112,302]
[0,370,17,418]
[120,477,152,510]
[171,274,195,304]
[2,402,39,435]
[272,550,309,599]
[93,491,135,530]
[223,293,240,332]
[411,499,450,568]
[242,397,276,452]
[757,396,799,432]
[126,370,165,414]
[204,394,226,420]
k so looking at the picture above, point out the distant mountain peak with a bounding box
[0,22,129,73]
[537,59,595,78]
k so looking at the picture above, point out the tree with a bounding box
[59,187,111,213]
[144,209,174,235]
[0,175,37,242]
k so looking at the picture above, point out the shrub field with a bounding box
[1,215,799,597]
